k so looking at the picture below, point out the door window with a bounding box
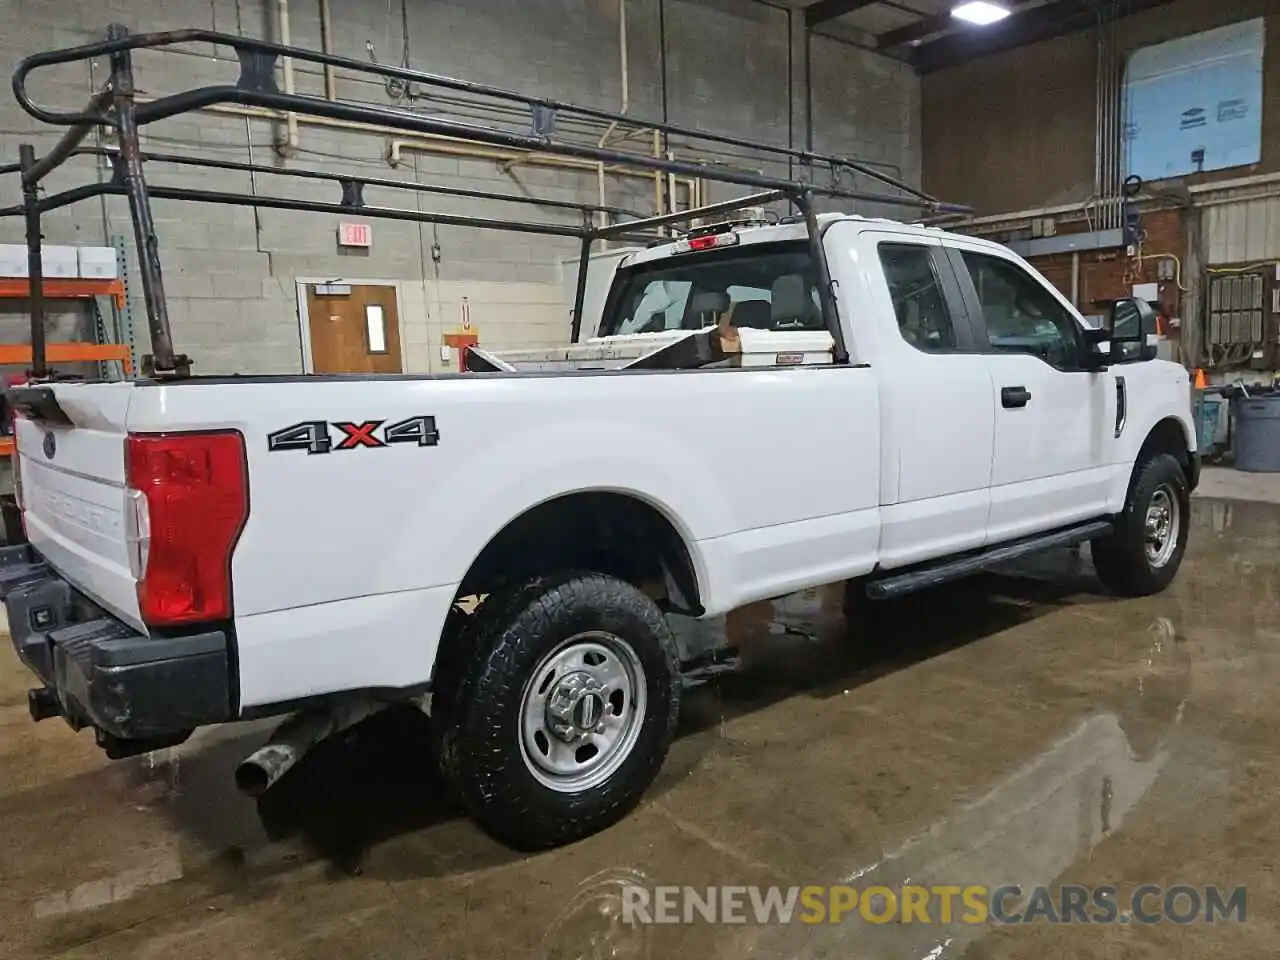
[877,243,957,352]
[961,252,1082,368]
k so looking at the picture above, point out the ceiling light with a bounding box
[951,1,1011,26]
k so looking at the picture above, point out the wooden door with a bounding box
[305,284,403,374]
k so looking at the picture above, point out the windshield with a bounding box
[599,242,823,338]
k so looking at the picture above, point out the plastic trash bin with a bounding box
[1193,393,1222,455]
[1233,393,1280,473]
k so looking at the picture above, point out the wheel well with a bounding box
[1138,417,1192,473]
[454,492,703,616]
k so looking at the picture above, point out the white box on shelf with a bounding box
[0,244,27,278]
[77,246,118,279]
[42,245,79,278]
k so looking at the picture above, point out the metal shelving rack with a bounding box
[0,276,134,457]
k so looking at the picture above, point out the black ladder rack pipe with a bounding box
[4,24,974,378]
[11,27,940,207]
[2,145,651,224]
[0,180,668,245]
[17,144,48,379]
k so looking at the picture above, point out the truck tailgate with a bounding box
[13,383,141,630]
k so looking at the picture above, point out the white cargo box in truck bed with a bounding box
[0,25,1198,853]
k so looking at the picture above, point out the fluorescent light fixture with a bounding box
[951,1,1011,26]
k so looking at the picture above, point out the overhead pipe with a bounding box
[388,137,695,204]
[318,0,337,100]
[1105,16,1115,231]
[1104,10,1121,232]
[1095,8,1105,217]
[657,0,670,219]
[133,91,684,190]
[130,93,703,208]
[598,0,631,244]
[275,0,300,153]
[597,0,630,151]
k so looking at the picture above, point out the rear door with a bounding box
[845,226,996,568]
[14,383,142,628]
[945,245,1113,543]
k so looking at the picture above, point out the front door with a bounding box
[946,246,1112,543]
[304,283,403,374]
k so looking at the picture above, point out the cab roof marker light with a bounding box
[673,232,741,254]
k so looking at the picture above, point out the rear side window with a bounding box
[601,243,822,337]
[877,243,957,352]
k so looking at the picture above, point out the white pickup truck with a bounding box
[0,27,1198,853]
[2,212,1198,849]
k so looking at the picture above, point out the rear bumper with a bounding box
[0,544,232,753]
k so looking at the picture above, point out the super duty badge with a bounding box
[267,416,440,454]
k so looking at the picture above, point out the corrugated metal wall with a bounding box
[1204,195,1280,263]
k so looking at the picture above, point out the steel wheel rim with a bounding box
[518,631,647,794]
[1144,483,1180,568]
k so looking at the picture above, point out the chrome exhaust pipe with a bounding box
[234,697,385,798]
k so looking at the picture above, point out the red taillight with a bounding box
[125,431,248,627]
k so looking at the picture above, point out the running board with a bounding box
[865,520,1114,600]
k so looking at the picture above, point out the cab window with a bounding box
[602,243,822,337]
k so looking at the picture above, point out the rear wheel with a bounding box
[1091,453,1190,597]
[432,572,681,850]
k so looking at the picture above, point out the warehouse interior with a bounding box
[0,0,1279,957]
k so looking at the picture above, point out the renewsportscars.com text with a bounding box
[621,884,1247,926]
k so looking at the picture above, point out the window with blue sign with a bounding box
[1122,18,1265,181]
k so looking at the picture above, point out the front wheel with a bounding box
[432,572,681,850]
[1091,453,1190,597]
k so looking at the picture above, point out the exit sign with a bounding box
[338,222,372,248]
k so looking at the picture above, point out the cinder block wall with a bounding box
[0,0,920,375]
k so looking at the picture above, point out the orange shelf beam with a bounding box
[0,344,133,457]
[0,343,133,376]
[0,277,126,309]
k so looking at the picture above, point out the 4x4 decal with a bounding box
[267,416,440,454]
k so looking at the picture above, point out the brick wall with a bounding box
[0,0,922,375]
[1027,210,1186,310]
[1025,208,1189,356]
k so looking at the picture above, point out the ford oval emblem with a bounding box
[42,431,56,459]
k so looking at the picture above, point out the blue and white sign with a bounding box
[1122,18,1264,181]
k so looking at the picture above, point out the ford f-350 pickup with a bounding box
[0,27,1197,851]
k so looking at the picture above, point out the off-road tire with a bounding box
[430,572,681,850]
[1090,453,1190,597]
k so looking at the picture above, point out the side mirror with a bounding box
[1105,297,1159,363]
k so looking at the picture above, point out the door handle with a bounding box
[1001,386,1032,408]
[1114,375,1127,438]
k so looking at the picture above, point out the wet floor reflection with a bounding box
[1,497,1278,959]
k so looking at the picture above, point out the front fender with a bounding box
[1108,364,1198,508]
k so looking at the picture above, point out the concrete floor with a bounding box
[1,474,1279,959]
